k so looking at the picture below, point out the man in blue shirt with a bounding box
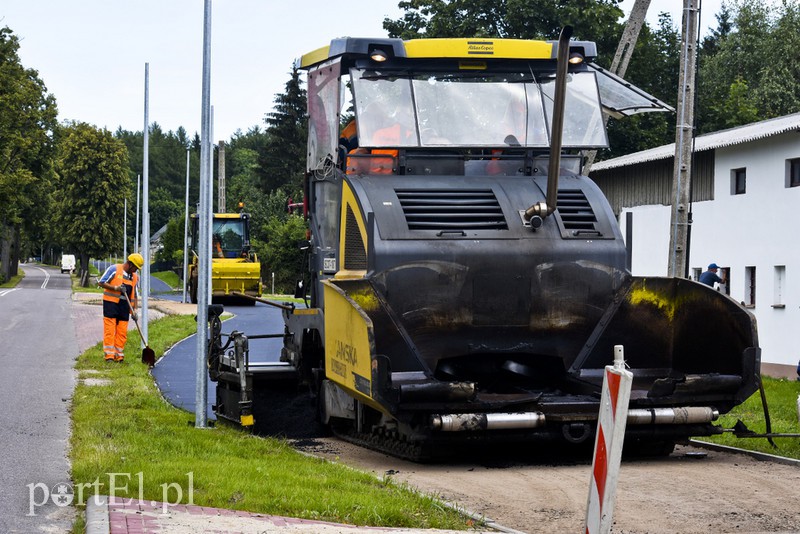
[699,263,726,287]
[97,253,143,362]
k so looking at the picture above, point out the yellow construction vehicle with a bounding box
[188,212,262,305]
[208,33,760,459]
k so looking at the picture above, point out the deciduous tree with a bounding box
[258,214,307,294]
[382,1,681,156]
[0,26,58,281]
[383,0,625,60]
[155,215,185,266]
[695,0,800,133]
[52,122,129,285]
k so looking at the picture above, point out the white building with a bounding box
[590,113,800,378]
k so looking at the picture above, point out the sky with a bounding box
[3,0,725,142]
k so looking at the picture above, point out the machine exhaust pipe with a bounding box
[431,412,546,432]
[627,407,719,425]
[524,25,572,222]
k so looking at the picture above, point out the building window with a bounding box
[787,158,800,188]
[773,265,786,308]
[692,267,701,282]
[744,266,756,307]
[721,267,730,296]
[731,168,746,195]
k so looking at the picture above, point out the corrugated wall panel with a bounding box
[589,151,714,215]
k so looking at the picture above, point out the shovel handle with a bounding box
[121,291,148,347]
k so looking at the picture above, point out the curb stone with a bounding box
[85,495,109,534]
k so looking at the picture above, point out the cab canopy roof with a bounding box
[297,37,672,118]
[297,36,596,66]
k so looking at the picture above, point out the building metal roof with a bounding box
[592,112,800,171]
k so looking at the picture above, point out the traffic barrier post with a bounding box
[585,345,633,534]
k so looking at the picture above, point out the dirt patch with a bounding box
[81,378,113,386]
[287,437,800,533]
[250,388,800,533]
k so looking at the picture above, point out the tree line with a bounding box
[383,0,800,156]
[2,0,799,288]
[0,19,308,290]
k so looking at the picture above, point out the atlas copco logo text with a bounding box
[467,41,494,54]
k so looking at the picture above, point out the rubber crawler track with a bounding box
[331,423,432,462]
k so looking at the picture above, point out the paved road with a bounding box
[1,267,486,534]
[0,264,76,532]
[68,260,285,421]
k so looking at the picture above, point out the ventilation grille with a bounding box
[556,189,598,234]
[396,189,507,231]
[343,205,367,269]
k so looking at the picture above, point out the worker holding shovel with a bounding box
[97,253,143,363]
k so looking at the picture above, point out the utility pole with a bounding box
[207,109,214,301]
[182,149,190,303]
[667,0,700,278]
[217,140,226,212]
[609,0,651,77]
[123,197,127,260]
[141,63,151,345]
[582,0,651,175]
[134,174,140,253]
[195,0,212,429]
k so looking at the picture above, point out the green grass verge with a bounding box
[262,294,305,304]
[70,315,473,530]
[153,270,181,288]
[0,270,24,287]
[72,273,103,294]
[697,377,800,458]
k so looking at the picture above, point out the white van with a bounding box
[60,254,76,274]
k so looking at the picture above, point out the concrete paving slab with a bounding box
[86,495,498,534]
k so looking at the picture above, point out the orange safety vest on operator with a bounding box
[347,124,404,175]
[102,264,139,306]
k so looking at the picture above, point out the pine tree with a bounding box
[261,68,308,194]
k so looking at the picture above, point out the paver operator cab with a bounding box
[210,31,760,460]
[188,212,262,305]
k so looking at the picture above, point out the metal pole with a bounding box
[667,0,699,277]
[207,109,215,302]
[141,63,151,346]
[195,0,212,428]
[134,174,140,253]
[183,149,190,303]
[123,197,127,260]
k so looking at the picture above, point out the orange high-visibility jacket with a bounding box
[347,124,407,175]
[102,264,139,308]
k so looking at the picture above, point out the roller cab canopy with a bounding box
[298,37,672,172]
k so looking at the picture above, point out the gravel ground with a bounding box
[287,437,800,533]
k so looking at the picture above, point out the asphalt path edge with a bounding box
[689,438,800,467]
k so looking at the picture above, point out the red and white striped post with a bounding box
[585,345,633,534]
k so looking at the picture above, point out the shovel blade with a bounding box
[142,347,156,367]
